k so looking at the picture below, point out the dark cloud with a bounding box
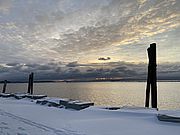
[6,63,20,67]
[98,57,111,61]
[66,61,78,67]
[1,61,180,81]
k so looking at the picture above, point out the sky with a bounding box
[0,0,180,81]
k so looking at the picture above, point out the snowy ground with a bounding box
[0,97,180,135]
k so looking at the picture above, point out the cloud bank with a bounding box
[1,61,180,81]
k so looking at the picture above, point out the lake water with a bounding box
[1,82,180,110]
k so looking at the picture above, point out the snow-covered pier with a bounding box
[0,93,94,110]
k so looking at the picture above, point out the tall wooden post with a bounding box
[30,72,34,95]
[27,72,34,94]
[2,80,7,93]
[27,74,31,94]
[150,43,157,108]
[145,43,157,108]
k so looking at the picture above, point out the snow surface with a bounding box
[0,97,180,135]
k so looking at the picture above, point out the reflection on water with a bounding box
[1,82,180,110]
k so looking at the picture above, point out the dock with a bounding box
[0,93,94,110]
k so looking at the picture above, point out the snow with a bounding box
[0,97,180,135]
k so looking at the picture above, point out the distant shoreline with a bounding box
[0,79,180,84]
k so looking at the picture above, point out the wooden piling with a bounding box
[150,43,157,108]
[28,74,31,94]
[30,72,34,95]
[27,72,34,94]
[145,43,157,108]
[2,80,7,93]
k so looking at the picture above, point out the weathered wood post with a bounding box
[150,43,157,108]
[27,72,34,94]
[2,80,7,93]
[27,74,31,94]
[145,43,157,108]
[30,72,34,95]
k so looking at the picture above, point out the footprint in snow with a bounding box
[0,122,8,125]
[18,127,26,131]
[0,121,9,130]
[0,126,9,130]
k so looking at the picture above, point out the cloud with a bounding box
[66,61,79,67]
[0,0,12,13]
[6,63,19,67]
[0,0,179,64]
[98,57,111,61]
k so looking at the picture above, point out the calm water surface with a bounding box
[1,82,180,110]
